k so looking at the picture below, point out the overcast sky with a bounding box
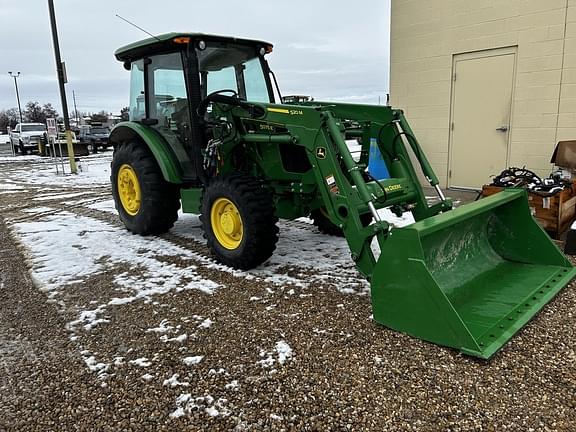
[0,0,390,115]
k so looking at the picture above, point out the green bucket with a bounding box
[371,189,576,359]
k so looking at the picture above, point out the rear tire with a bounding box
[311,208,372,237]
[201,173,279,269]
[111,141,180,235]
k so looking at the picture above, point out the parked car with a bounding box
[9,123,47,155]
[79,125,111,153]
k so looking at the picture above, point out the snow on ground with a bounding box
[13,211,220,331]
[141,373,155,381]
[0,134,10,144]
[170,393,232,419]
[0,152,440,422]
[4,151,419,370]
[52,147,417,294]
[377,207,415,227]
[0,154,112,187]
[82,353,109,374]
[130,357,152,367]
[172,213,368,291]
[0,190,29,195]
[0,183,25,190]
[183,355,203,366]
[146,319,174,334]
[42,223,211,295]
[275,340,293,365]
[258,340,294,368]
[21,206,54,214]
[86,198,117,214]
[163,373,190,387]
[0,155,45,163]
[32,191,87,201]
[172,206,414,293]
[1,150,415,299]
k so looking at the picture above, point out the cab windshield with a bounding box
[197,45,271,103]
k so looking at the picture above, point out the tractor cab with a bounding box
[114,33,276,181]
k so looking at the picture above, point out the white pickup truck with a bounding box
[10,123,47,155]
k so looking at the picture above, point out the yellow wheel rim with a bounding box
[210,197,243,250]
[117,164,141,216]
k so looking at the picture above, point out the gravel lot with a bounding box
[0,153,575,431]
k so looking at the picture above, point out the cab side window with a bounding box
[129,60,145,121]
[146,52,191,150]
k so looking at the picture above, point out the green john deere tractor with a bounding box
[110,33,576,359]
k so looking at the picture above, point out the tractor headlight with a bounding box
[259,47,266,56]
[197,40,206,50]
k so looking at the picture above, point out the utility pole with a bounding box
[47,0,77,174]
[72,90,79,124]
[8,72,23,124]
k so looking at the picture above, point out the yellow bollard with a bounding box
[65,129,77,174]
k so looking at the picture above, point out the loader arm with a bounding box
[228,101,576,359]
[234,103,452,279]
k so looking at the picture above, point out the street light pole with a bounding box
[47,0,77,174]
[8,72,23,124]
[72,90,79,124]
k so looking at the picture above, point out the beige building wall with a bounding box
[390,0,576,187]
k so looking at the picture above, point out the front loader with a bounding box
[110,33,576,359]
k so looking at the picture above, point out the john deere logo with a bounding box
[316,147,326,159]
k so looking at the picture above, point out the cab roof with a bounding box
[115,32,273,62]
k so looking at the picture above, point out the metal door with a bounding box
[449,47,516,189]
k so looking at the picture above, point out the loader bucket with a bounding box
[371,189,576,359]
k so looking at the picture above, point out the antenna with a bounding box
[116,14,161,41]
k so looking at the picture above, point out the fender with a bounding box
[109,121,183,184]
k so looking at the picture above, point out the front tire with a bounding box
[111,142,180,235]
[201,173,279,269]
[19,141,27,155]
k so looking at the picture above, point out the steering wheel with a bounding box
[197,89,240,116]
[197,89,265,119]
[212,89,239,98]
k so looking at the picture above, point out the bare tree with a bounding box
[0,108,20,132]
